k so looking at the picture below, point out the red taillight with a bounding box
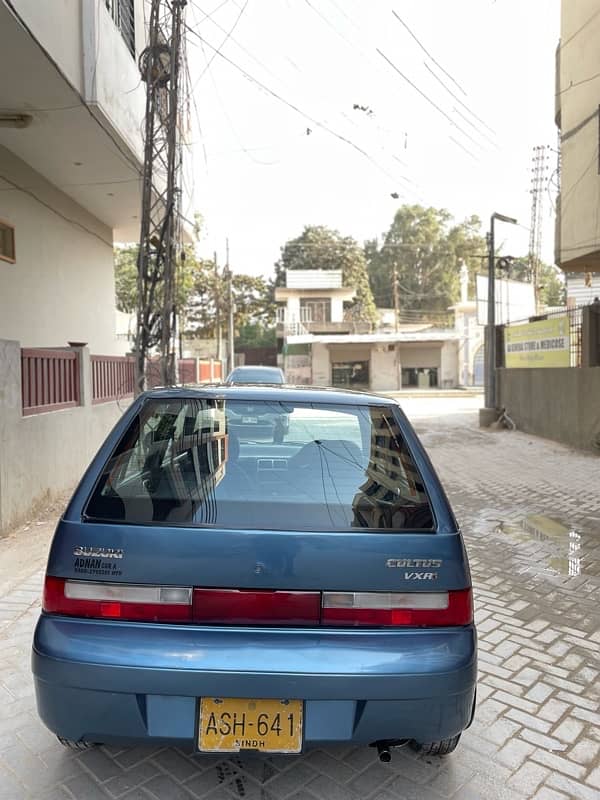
[321,589,473,627]
[43,577,193,623]
[43,577,472,627]
[192,588,321,625]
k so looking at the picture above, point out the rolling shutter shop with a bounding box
[398,344,442,388]
[329,344,371,390]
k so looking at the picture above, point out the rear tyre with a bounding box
[410,734,461,756]
[57,737,98,751]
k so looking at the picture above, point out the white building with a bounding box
[275,270,368,336]
[285,330,462,391]
[555,0,600,274]
[451,263,485,386]
[0,0,146,353]
[0,0,150,533]
[281,264,487,391]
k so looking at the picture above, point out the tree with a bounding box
[502,258,566,308]
[366,206,487,319]
[185,267,275,339]
[235,323,276,349]
[538,263,566,306]
[114,244,197,319]
[275,225,378,326]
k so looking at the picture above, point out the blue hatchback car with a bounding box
[32,386,476,760]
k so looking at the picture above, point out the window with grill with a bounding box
[300,297,331,323]
[105,0,135,57]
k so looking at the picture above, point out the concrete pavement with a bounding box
[1,396,599,799]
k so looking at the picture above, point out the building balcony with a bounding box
[0,0,146,239]
[276,309,370,336]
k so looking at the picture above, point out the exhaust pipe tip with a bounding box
[376,742,392,763]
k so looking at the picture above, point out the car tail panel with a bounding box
[47,519,471,595]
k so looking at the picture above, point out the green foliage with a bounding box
[185,268,275,338]
[115,239,275,344]
[275,225,378,326]
[504,259,566,308]
[366,205,487,317]
[114,244,197,318]
[539,263,566,306]
[235,323,276,348]
[114,246,139,314]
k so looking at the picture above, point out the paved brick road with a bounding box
[1,397,599,800]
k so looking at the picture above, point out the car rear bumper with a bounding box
[32,615,477,747]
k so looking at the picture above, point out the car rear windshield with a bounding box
[229,368,283,383]
[84,398,434,531]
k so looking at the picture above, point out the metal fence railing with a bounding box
[145,358,224,387]
[105,0,135,57]
[91,355,135,404]
[501,305,583,367]
[21,349,80,416]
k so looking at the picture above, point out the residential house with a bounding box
[0,0,148,532]
[275,270,368,337]
[555,0,600,274]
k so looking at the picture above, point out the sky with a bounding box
[182,0,561,279]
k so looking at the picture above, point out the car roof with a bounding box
[229,366,282,372]
[140,384,394,406]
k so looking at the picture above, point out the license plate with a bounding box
[198,698,303,753]
[242,416,258,424]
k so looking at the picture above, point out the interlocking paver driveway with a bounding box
[1,396,599,800]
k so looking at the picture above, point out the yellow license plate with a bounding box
[198,697,303,753]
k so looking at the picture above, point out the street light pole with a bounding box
[484,212,517,414]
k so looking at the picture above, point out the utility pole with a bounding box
[483,212,517,421]
[226,238,235,374]
[392,265,400,333]
[214,251,223,364]
[529,145,548,313]
[134,0,187,393]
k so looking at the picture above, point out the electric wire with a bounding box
[0,172,113,248]
[556,69,600,97]
[558,147,599,216]
[191,0,249,88]
[191,8,280,166]
[184,24,411,188]
[298,0,424,190]
[0,176,141,191]
[190,0,423,193]
[376,49,482,153]
[449,136,480,161]
[189,0,304,89]
[391,9,467,96]
[559,6,600,51]
[423,63,497,140]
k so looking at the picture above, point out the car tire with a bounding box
[57,737,98,751]
[410,734,461,756]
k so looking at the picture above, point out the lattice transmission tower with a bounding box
[135,0,188,392]
[529,145,549,311]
